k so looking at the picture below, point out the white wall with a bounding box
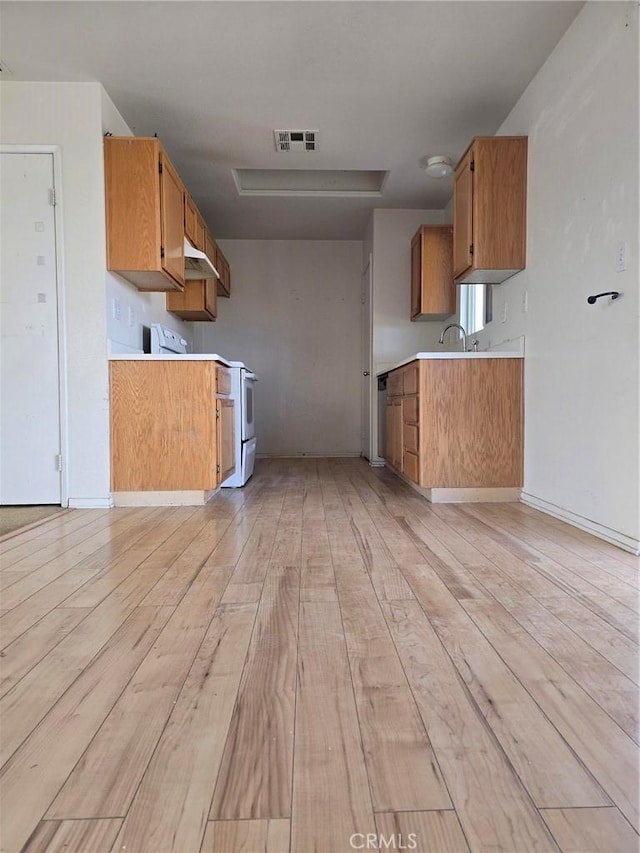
[0,82,198,506]
[101,90,192,354]
[194,240,363,457]
[470,2,640,550]
[369,208,453,461]
[0,82,111,505]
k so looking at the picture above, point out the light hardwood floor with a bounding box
[0,458,638,853]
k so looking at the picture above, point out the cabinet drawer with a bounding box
[387,370,403,397]
[217,366,231,396]
[403,396,419,425]
[403,424,419,454]
[403,450,420,484]
[403,362,419,395]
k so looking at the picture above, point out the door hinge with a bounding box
[469,243,474,256]
[470,159,475,172]
[216,408,220,419]
[216,464,220,474]
[158,161,163,174]
[48,188,56,206]
[55,454,63,472]
[160,247,165,259]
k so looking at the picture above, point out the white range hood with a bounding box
[184,239,219,280]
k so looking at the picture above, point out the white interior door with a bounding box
[0,152,61,504]
[361,256,372,460]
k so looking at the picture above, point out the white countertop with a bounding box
[109,353,244,367]
[377,351,523,376]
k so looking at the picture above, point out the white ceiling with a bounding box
[0,1,582,239]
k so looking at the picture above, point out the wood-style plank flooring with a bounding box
[1,458,638,853]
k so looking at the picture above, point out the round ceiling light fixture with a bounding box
[421,155,453,178]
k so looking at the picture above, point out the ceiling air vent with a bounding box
[274,130,318,152]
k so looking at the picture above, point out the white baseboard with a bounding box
[521,492,640,556]
[369,457,386,468]
[68,497,114,509]
[386,467,521,503]
[256,452,361,459]
[112,490,216,507]
[426,487,522,503]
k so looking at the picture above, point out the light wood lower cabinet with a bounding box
[385,358,523,489]
[110,360,235,493]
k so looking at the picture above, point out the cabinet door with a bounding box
[217,398,236,484]
[411,226,455,318]
[410,231,422,319]
[217,252,231,297]
[104,137,161,276]
[159,153,185,287]
[385,402,395,468]
[203,230,218,274]
[385,399,403,471]
[166,280,216,321]
[224,257,231,295]
[184,193,198,245]
[403,451,419,484]
[453,147,474,279]
[195,213,206,252]
[204,279,217,319]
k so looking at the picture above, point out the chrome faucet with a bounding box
[439,323,468,352]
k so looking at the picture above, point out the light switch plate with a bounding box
[616,241,628,273]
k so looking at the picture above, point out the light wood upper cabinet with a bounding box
[217,251,231,298]
[160,151,186,288]
[104,137,185,291]
[204,231,218,276]
[453,136,528,285]
[194,213,206,252]
[184,193,198,247]
[453,150,473,279]
[166,228,219,321]
[165,278,217,321]
[410,226,454,319]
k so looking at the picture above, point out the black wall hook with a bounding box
[587,291,621,305]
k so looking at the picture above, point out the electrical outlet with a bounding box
[112,298,121,321]
[522,291,528,314]
[501,303,508,324]
[616,241,628,272]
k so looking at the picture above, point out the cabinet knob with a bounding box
[363,371,370,376]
